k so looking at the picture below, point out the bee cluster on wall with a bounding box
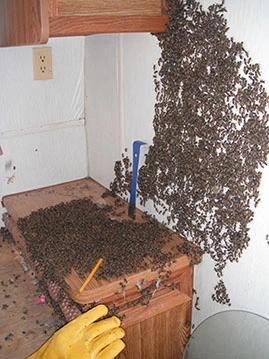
[111,0,269,305]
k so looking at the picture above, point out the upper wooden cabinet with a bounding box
[0,0,168,47]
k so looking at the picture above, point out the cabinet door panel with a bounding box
[0,0,48,47]
[57,0,163,17]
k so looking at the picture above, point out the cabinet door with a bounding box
[53,0,163,17]
[0,0,49,47]
[119,301,192,359]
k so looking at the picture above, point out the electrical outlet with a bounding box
[33,47,53,80]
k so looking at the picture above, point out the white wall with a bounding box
[0,37,88,222]
[85,0,269,328]
[84,35,122,188]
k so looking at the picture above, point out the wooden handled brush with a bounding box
[79,258,104,293]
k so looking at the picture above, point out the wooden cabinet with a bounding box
[3,179,202,358]
[0,0,168,47]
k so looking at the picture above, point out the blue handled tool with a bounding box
[128,140,146,218]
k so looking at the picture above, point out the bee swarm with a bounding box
[111,0,269,305]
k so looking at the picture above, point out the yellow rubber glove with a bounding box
[27,304,125,359]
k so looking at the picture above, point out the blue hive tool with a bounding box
[128,140,146,218]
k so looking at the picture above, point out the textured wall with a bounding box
[0,37,88,223]
[84,0,269,328]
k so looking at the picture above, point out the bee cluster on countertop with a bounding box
[17,198,191,287]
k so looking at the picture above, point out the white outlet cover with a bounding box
[33,47,53,80]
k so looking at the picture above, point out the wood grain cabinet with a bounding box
[0,0,168,47]
[3,179,202,358]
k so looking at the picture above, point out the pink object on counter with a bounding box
[36,294,46,304]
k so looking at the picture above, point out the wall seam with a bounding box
[118,34,125,153]
[0,118,85,139]
[82,37,91,177]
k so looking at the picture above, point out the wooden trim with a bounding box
[56,0,163,17]
[121,291,191,328]
[179,265,193,298]
[0,0,49,47]
[39,0,50,43]
[48,0,58,17]
[161,0,168,14]
[65,258,191,304]
[49,15,168,37]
